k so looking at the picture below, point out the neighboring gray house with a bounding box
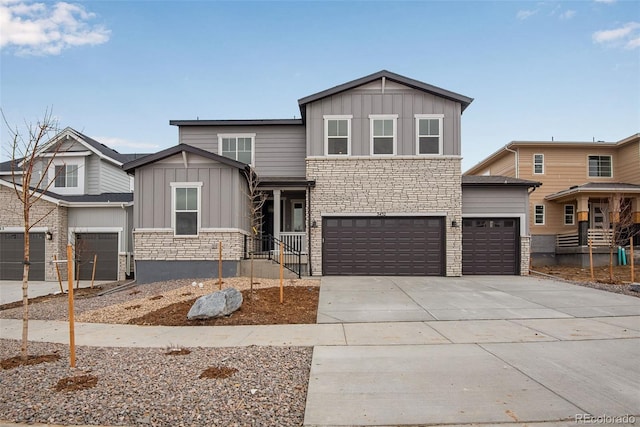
[0,127,143,281]
[125,70,538,283]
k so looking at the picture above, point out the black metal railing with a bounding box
[243,234,302,278]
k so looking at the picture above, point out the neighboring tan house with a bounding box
[0,127,144,281]
[124,70,539,283]
[464,133,640,266]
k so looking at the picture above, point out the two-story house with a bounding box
[124,70,540,283]
[465,134,640,266]
[0,127,143,281]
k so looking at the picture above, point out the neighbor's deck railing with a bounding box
[556,229,614,247]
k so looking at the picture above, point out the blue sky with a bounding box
[1,0,638,170]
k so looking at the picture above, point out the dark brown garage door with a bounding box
[462,218,519,275]
[75,233,118,280]
[0,233,45,280]
[322,216,445,276]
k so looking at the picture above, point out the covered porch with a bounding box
[546,183,640,266]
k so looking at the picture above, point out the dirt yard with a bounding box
[532,264,639,297]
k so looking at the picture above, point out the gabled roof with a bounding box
[170,119,303,127]
[462,175,541,188]
[122,143,248,173]
[545,182,640,201]
[35,127,130,166]
[465,133,639,175]
[298,70,474,117]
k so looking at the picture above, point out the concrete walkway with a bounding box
[1,275,639,426]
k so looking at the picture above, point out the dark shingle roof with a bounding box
[546,182,640,201]
[462,176,541,187]
[123,144,248,173]
[298,70,474,117]
[55,192,133,203]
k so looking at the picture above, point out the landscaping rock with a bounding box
[187,288,243,320]
[630,283,640,293]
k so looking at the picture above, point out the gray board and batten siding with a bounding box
[304,80,463,157]
[133,153,249,230]
[176,124,306,178]
[462,186,530,224]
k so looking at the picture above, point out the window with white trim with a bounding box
[47,158,85,195]
[564,205,575,225]
[533,154,544,174]
[588,155,612,177]
[415,114,443,155]
[218,134,255,165]
[54,165,78,188]
[324,115,351,155]
[534,205,545,225]
[370,114,397,155]
[171,182,202,236]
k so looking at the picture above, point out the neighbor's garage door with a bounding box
[462,218,519,275]
[322,217,445,276]
[75,233,118,280]
[0,233,45,280]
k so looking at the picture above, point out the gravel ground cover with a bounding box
[0,277,320,322]
[0,339,312,426]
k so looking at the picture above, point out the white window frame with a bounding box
[369,114,398,156]
[414,114,444,155]
[534,204,545,225]
[170,182,203,237]
[564,204,575,225]
[587,155,613,178]
[47,157,85,195]
[533,154,544,174]
[323,115,352,156]
[217,133,256,166]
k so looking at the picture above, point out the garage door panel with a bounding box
[75,233,118,281]
[462,218,519,275]
[322,216,444,276]
[0,233,45,281]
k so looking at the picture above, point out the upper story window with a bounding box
[415,114,443,155]
[324,115,351,156]
[218,134,255,165]
[369,114,397,155]
[171,182,202,236]
[47,157,85,195]
[588,155,612,177]
[54,165,78,188]
[533,154,544,174]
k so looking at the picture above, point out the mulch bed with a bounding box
[128,286,320,326]
[1,353,61,369]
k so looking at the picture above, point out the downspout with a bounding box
[504,145,519,178]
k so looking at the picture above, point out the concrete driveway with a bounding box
[305,276,640,426]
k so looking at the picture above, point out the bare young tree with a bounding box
[243,166,267,297]
[3,109,60,360]
[598,194,640,282]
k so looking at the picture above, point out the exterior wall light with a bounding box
[451,220,459,228]
[45,231,53,240]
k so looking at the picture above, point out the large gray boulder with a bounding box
[187,288,243,320]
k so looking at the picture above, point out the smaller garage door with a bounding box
[462,218,519,275]
[75,233,118,280]
[0,233,45,280]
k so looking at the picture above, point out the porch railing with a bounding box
[243,234,302,278]
[556,229,614,247]
[279,232,307,254]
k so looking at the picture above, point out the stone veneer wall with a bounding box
[520,236,531,275]
[0,185,68,281]
[134,229,247,261]
[306,157,462,277]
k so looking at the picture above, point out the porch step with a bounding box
[239,258,301,280]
